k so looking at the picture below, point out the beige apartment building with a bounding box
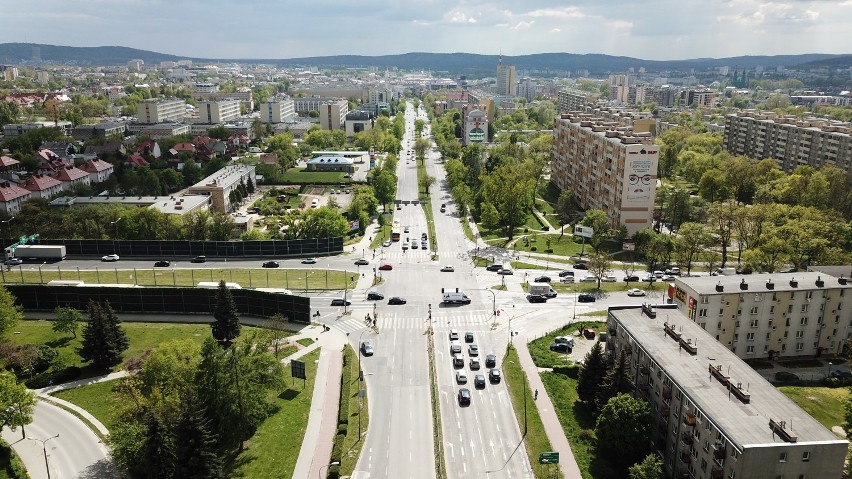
[264,98,295,124]
[187,164,256,213]
[557,89,599,113]
[607,306,848,479]
[724,110,852,174]
[496,63,517,97]
[137,99,187,124]
[552,112,659,234]
[670,272,852,359]
[318,100,348,131]
[197,100,241,124]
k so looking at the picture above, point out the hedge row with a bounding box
[0,439,27,479]
[327,347,352,479]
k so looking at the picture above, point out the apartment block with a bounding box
[552,112,658,234]
[669,272,852,359]
[187,164,256,213]
[293,97,341,114]
[606,306,848,479]
[723,110,852,174]
[192,91,253,111]
[496,63,517,97]
[318,100,349,131]
[264,98,295,124]
[197,100,241,124]
[557,89,599,113]
[137,99,186,124]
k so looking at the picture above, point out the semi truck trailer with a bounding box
[10,245,67,261]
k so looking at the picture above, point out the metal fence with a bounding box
[35,237,344,258]
[8,284,311,324]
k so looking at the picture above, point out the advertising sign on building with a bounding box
[348,220,360,232]
[688,296,696,319]
[625,147,658,202]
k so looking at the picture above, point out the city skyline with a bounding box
[0,0,850,61]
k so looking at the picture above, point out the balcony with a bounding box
[713,444,727,460]
[679,451,692,464]
[640,365,650,375]
[663,387,673,399]
[683,411,696,426]
[711,466,723,479]
[681,432,694,446]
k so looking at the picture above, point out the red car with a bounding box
[379,264,393,271]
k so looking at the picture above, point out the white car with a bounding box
[602,276,618,282]
[579,276,597,283]
[456,370,468,384]
[101,254,120,262]
[627,288,646,297]
[559,276,575,283]
[4,258,23,266]
[382,240,392,247]
[440,265,455,272]
[301,257,317,264]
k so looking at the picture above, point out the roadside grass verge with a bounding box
[1,267,354,290]
[427,329,446,478]
[503,345,559,479]
[52,380,123,431]
[279,168,351,184]
[416,160,439,254]
[778,386,849,431]
[550,281,668,295]
[528,322,607,369]
[461,218,476,243]
[330,346,369,478]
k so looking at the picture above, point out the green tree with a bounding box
[479,163,535,239]
[595,350,630,412]
[595,394,651,467]
[587,252,613,289]
[372,169,397,210]
[0,286,23,338]
[576,342,607,404]
[629,454,664,479]
[79,300,130,369]
[140,413,176,479]
[0,370,36,439]
[674,222,710,275]
[208,212,236,241]
[173,401,224,479]
[211,281,241,347]
[53,306,83,338]
[580,209,612,254]
[698,168,730,202]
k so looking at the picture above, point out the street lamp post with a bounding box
[110,217,123,255]
[28,434,59,479]
[318,461,340,479]
[828,361,833,378]
[1,216,15,243]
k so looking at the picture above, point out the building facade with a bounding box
[557,90,599,113]
[724,111,852,174]
[197,100,241,124]
[496,63,517,97]
[187,164,256,213]
[463,109,487,145]
[318,100,349,131]
[0,181,31,214]
[137,99,187,124]
[669,272,852,359]
[552,112,659,234]
[264,98,295,124]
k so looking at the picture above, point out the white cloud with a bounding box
[524,6,588,19]
[549,28,562,33]
[511,21,534,30]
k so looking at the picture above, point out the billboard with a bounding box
[574,225,594,239]
[625,146,658,202]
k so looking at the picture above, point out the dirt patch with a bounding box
[308,187,324,195]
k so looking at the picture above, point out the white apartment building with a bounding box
[724,110,852,174]
[318,100,348,131]
[557,89,599,113]
[137,99,187,124]
[293,97,340,113]
[670,272,852,359]
[197,100,241,124]
[552,112,659,234]
[187,164,256,213]
[607,306,848,479]
[264,98,295,124]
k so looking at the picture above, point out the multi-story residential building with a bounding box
[0,65,19,81]
[132,123,192,138]
[194,82,219,93]
[71,122,127,141]
[137,99,186,124]
[609,75,635,103]
[552,112,659,234]
[344,111,373,137]
[264,98,295,124]
[53,165,91,192]
[557,89,599,113]
[724,110,852,174]
[293,97,341,114]
[318,100,348,131]
[496,63,517,97]
[682,88,718,107]
[606,305,848,479]
[518,77,536,102]
[669,272,852,359]
[36,71,50,84]
[187,164,256,213]
[192,91,253,111]
[126,59,144,71]
[0,181,31,214]
[3,122,73,138]
[197,100,241,124]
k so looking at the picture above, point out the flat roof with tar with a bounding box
[610,307,845,447]
[676,271,851,295]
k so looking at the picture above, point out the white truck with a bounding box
[528,283,557,298]
[11,245,67,261]
[714,267,737,276]
[442,291,471,305]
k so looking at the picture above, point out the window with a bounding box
[746,345,755,354]
[796,330,804,338]
[747,332,755,341]
[796,342,804,351]
[701,296,709,304]
[750,307,759,315]
[801,304,809,313]
[800,317,808,325]
[699,308,707,317]
[750,319,759,327]
[779,452,787,462]
[802,451,810,462]
[806,291,813,299]
[770,305,775,313]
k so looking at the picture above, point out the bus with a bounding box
[391,228,401,242]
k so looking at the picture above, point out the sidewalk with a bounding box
[515,336,582,479]
[290,327,348,479]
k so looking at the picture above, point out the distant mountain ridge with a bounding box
[0,43,848,75]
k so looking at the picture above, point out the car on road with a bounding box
[378,264,393,271]
[411,242,418,249]
[456,371,468,384]
[458,388,471,406]
[421,241,428,249]
[355,259,369,266]
[449,329,459,341]
[578,293,596,303]
[474,374,486,389]
[661,275,677,282]
[559,276,575,283]
[191,255,206,263]
[331,298,351,306]
[382,240,392,247]
[623,275,640,282]
[302,257,317,264]
[627,288,646,297]
[4,258,22,266]
[573,263,588,270]
[558,270,574,277]
[360,341,374,356]
[388,297,407,305]
[486,264,503,272]
[440,203,446,212]
[154,260,171,267]
[602,276,618,282]
[653,270,664,278]
[831,370,852,379]
[402,243,408,251]
[578,276,596,283]
[396,205,401,210]
[470,357,481,370]
[101,254,120,262]
[367,292,385,300]
[489,369,501,383]
[453,353,464,367]
[534,275,552,283]
[262,261,280,268]
[497,268,513,275]
[440,265,455,272]
[485,354,497,368]
[468,344,479,356]
[527,294,547,303]
[464,332,474,343]
[554,336,575,347]
[550,342,572,353]
[404,226,410,233]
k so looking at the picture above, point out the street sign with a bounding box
[539,452,560,464]
[291,360,306,380]
[574,225,594,239]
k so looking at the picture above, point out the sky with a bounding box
[1,0,851,60]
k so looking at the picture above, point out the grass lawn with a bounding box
[509,235,621,258]
[510,261,542,270]
[550,280,667,295]
[778,386,849,431]
[502,345,560,479]
[230,348,321,477]
[279,168,351,184]
[528,322,606,369]
[296,338,314,347]
[461,218,476,243]
[370,223,392,249]
[53,380,123,430]
[339,346,369,477]
[1,267,354,290]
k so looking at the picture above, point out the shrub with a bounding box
[578,429,595,442]
[530,246,537,251]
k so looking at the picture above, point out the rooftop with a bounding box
[676,271,851,295]
[610,306,845,448]
[307,156,354,166]
[190,164,254,189]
